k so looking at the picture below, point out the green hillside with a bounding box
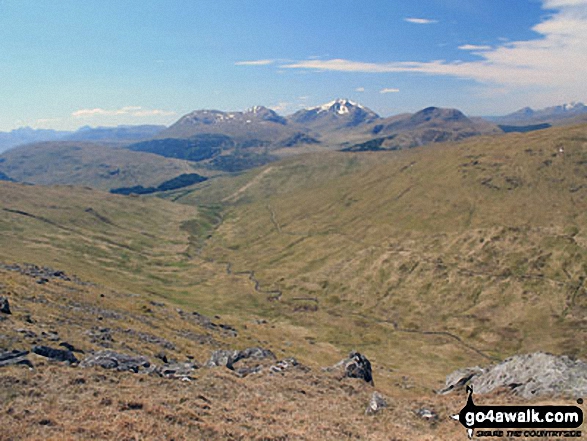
[0,141,205,190]
[2,124,587,387]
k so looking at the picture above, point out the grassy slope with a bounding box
[174,124,587,383]
[0,141,204,190]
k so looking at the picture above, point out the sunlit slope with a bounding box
[0,141,200,190]
[193,124,587,370]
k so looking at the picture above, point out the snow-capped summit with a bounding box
[289,99,379,130]
[312,99,366,115]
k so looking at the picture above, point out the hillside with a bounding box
[176,123,587,372]
[0,141,204,191]
[2,124,587,438]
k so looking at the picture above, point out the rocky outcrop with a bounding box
[156,361,198,379]
[325,351,374,386]
[32,345,78,364]
[206,347,275,370]
[80,350,151,373]
[0,350,33,368]
[440,352,587,399]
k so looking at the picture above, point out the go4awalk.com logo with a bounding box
[452,386,584,439]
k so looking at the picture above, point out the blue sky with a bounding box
[0,0,586,131]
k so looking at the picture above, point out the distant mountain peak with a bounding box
[290,99,379,129]
[310,99,366,115]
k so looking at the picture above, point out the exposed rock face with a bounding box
[365,392,388,415]
[0,296,10,314]
[80,350,151,373]
[32,345,79,364]
[441,352,587,399]
[0,350,33,368]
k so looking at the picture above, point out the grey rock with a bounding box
[344,351,374,385]
[365,392,388,415]
[471,352,587,399]
[239,347,276,361]
[443,352,587,399]
[0,297,10,314]
[32,345,78,364]
[325,351,374,385]
[269,357,306,374]
[437,366,485,394]
[206,347,275,370]
[0,350,33,368]
[206,349,241,369]
[156,362,197,379]
[80,350,151,373]
[415,408,438,421]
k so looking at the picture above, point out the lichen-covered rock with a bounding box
[442,352,587,399]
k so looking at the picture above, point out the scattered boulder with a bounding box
[441,352,587,399]
[0,350,33,368]
[365,392,388,415]
[156,362,198,379]
[345,352,374,385]
[324,351,375,385]
[80,350,151,373]
[415,408,438,421]
[32,345,78,364]
[269,357,308,374]
[206,347,276,370]
[0,297,11,314]
[206,349,241,369]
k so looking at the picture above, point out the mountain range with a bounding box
[487,101,587,128]
[2,99,586,188]
[0,124,166,154]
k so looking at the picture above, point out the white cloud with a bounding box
[279,1,587,103]
[72,106,176,119]
[404,17,438,24]
[458,44,492,51]
[235,59,275,66]
[380,88,400,94]
[355,87,365,92]
[269,102,291,113]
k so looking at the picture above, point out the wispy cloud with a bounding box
[380,88,400,94]
[235,59,275,66]
[279,1,587,101]
[404,17,438,24]
[72,106,175,118]
[355,87,365,92]
[458,44,492,51]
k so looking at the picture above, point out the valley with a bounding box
[1,104,587,439]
